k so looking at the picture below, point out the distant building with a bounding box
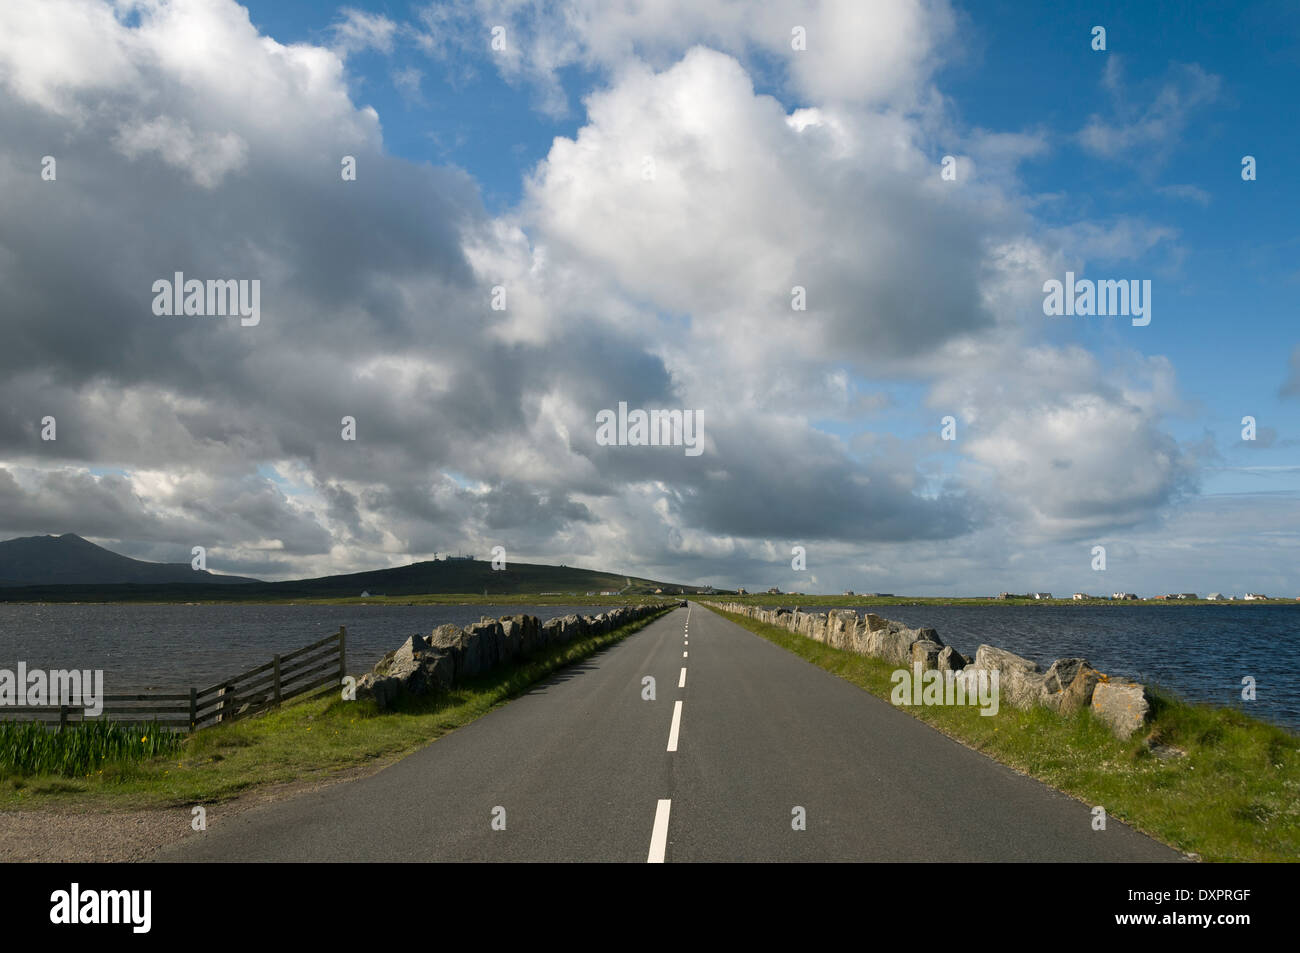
[1206,592,1223,600]
[844,590,855,596]
[446,554,475,561]
[997,592,1011,600]
[1033,592,1052,600]
[766,587,781,595]
[1072,593,1087,601]
[360,591,371,598]
[1112,592,1138,600]
[736,587,747,595]
[1177,593,1198,600]
[1245,593,1268,601]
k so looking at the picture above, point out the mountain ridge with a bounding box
[0,533,260,587]
[0,534,709,600]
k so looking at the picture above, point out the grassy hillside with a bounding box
[0,534,258,587]
[0,558,713,603]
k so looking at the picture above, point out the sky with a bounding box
[0,0,1297,597]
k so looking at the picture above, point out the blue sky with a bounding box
[240,0,1299,496]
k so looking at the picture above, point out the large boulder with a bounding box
[866,623,912,666]
[1042,658,1088,694]
[827,611,859,651]
[356,634,455,709]
[1059,664,1103,715]
[1040,658,1100,714]
[937,645,966,673]
[910,639,944,671]
[969,644,1046,710]
[1091,680,1152,738]
[497,615,530,664]
[846,615,874,655]
[467,620,503,670]
[560,614,585,643]
[868,621,930,666]
[428,624,469,680]
[459,629,491,679]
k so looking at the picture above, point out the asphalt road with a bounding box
[156,604,1182,862]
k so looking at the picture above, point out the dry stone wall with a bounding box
[357,603,676,708]
[709,602,1152,738]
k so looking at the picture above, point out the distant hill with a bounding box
[237,559,701,600]
[0,534,260,587]
[0,534,712,601]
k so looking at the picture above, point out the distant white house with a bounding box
[1111,592,1138,600]
[1245,593,1268,601]
[1072,593,1087,601]
[1206,592,1223,600]
[360,590,371,598]
[1033,592,1052,600]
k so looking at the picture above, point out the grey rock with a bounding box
[1091,680,1153,738]
[937,645,966,672]
[910,639,944,671]
[970,644,1045,710]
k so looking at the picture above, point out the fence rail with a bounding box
[0,627,346,731]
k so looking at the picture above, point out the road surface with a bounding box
[156,604,1182,862]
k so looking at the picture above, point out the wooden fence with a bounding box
[1,627,346,732]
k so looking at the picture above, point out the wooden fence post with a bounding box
[189,687,197,731]
[339,626,347,684]
[273,654,282,706]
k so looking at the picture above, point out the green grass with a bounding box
[0,720,186,778]
[704,605,1300,862]
[0,607,674,810]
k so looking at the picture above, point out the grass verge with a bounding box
[0,607,674,811]
[704,605,1300,862]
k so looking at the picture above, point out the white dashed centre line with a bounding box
[666,699,683,752]
[678,667,686,688]
[647,799,671,863]
[682,651,688,658]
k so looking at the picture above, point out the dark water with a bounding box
[0,604,607,692]
[3,603,1297,731]
[806,605,1300,731]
